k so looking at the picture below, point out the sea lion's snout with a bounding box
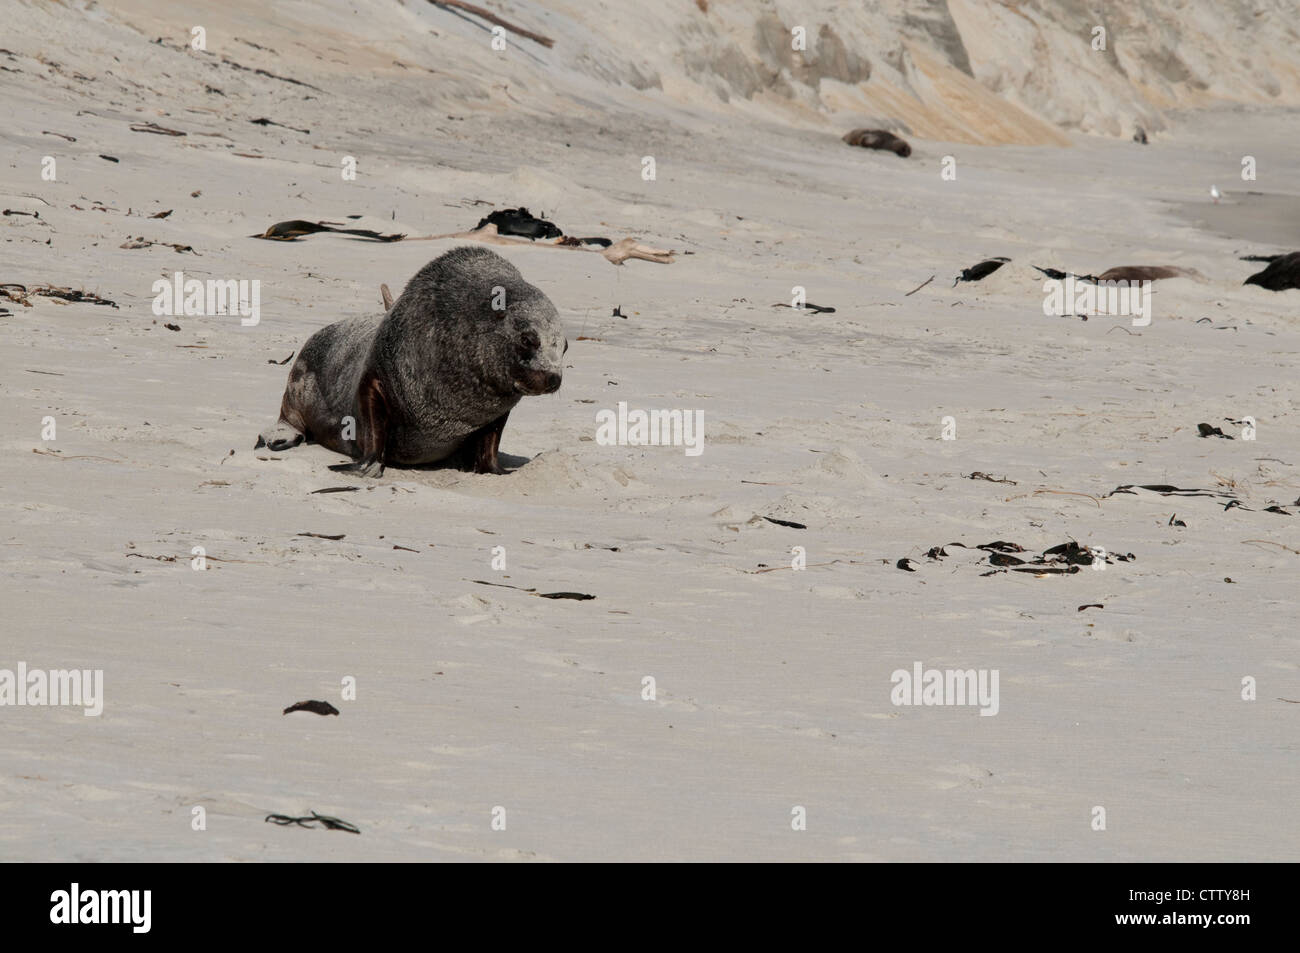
[512,367,562,395]
[506,299,564,395]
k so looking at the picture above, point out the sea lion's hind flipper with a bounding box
[458,410,511,475]
[331,372,389,477]
[328,458,385,477]
[256,420,305,452]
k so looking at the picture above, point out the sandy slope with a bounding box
[1,1,1298,861]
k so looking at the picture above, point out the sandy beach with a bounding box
[2,0,1298,862]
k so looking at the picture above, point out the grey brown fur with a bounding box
[1095,265,1196,282]
[256,246,565,476]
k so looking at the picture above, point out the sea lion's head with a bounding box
[411,246,567,399]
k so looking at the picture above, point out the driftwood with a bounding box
[428,1,555,48]
[599,237,676,265]
[404,224,675,265]
[904,275,934,296]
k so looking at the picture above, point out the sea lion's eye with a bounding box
[520,331,541,353]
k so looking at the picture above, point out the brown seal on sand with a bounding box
[1095,266,1197,282]
[842,128,912,157]
[256,246,566,476]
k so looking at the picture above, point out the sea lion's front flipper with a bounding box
[330,372,389,477]
[459,410,511,475]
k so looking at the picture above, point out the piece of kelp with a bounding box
[1107,484,1235,499]
[953,257,1010,286]
[1197,423,1232,439]
[265,811,359,833]
[557,235,613,248]
[282,699,340,716]
[254,219,405,242]
[976,541,1025,554]
[475,207,561,240]
[0,283,118,308]
[771,302,837,314]
[250,117,310,134]
[1032,265,1102,283]
[919,539,1131,574]
[764,516,807,529]
[473,580,595,600]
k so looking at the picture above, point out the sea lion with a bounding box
[953,257,1010,286]
[1095,265,1196,282]
[1243,251,1300,291]
[256,246,566,476]
[842,128,912,158]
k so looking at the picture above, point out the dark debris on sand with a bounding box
[265,811,359,833]
[282,699,340,716]
[1,283,118,308]
[1243,251,1300,291]
[475,206,611,246]
[953,257,1010,286]
[901,539,1133,576]
[254,219,405,242]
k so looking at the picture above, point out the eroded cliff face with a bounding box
[33,0,1300,146]
[546,0,1300,144]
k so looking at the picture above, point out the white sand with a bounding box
[2,0,1298,861]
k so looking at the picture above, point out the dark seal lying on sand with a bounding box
[1095,265,1198,282]
[1243,251,1300,291]
[256,246,566,476]
[842,128,912,157]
